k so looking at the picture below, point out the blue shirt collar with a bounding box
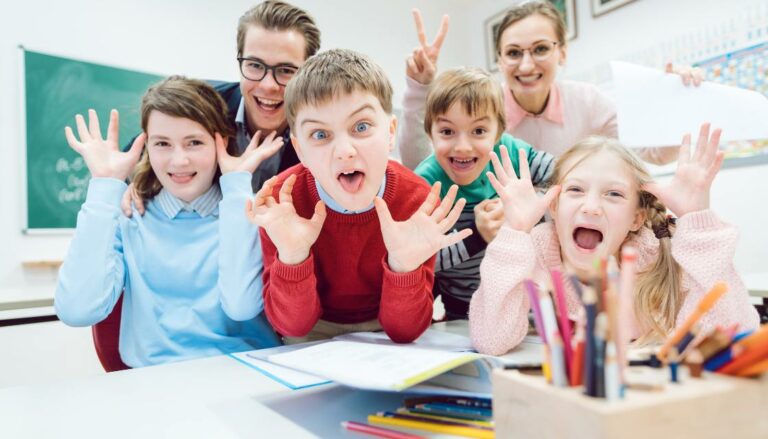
[155,184,221,219]
[315,175,387,214]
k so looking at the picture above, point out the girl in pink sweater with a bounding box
[469,124,759,355]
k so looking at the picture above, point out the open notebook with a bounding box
[231,329,543,396]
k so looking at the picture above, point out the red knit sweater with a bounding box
[260,161,435,343]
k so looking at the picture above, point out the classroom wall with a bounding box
[462,0,768,275]
[0,0,468,299]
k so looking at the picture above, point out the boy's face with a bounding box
[291,91,396,211]
[240,25,306,135]
[146,111,218,203]
[429,102,499,186]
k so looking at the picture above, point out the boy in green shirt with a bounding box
[413,67,555,319]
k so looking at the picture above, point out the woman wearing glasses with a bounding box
[398,1,699,169]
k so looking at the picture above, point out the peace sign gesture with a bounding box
[64,109,145,181]
[487,147,561,233]
[643,123,724,217]
[406,9,450,85]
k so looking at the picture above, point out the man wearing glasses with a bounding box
[224,0,320,191]
[123,1,321,214]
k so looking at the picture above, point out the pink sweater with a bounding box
[468,209,760,355]
[397,77,678,169]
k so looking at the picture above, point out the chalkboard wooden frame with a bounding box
[19,47,163,233]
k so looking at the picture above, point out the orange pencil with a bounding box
[658,282,728,361]
[570,336,584,387]
[734,358,768,377]
[719,325,768,374]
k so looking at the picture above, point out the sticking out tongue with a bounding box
[574,227,603,250]
[338,171,365,193]
[451,158,476,171]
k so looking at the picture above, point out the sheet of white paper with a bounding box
[268,341,479,391]
[611,61,768,147]
[229,351,331,390]
[492,335,545,367]
[332,328,475,352]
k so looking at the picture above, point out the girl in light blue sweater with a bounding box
[55,76,284,367]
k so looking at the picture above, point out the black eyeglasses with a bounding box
[238,57,298,86]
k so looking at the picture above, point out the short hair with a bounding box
[133,76,235,200]
[424,67,506,143]
[237,1,321,59]
[495,0,567,56]
[284,48,393,131]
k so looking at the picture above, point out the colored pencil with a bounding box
[658,282,728,361]
[525,280,548,344]
[582,285,598,396]
[403,396,491,410]
[618,246,638,379]
[395,409,493,428]
[341,421,425,439]
[369,413,494,439]
[550,270,574,378]
[380,412,493,430]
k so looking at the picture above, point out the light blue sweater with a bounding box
[55,172,279,367]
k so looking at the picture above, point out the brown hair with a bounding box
[495,0,567,56]
[424,67,506,143]
[284,48,393,131]
[237,1,321,59]
[550,137,683,341]
[133,75,235,201]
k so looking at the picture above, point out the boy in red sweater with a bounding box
[245,49,472,343]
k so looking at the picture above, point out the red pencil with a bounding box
[341,421,425,439]
[570,336,585,387]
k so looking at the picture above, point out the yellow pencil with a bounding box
[368,414,494,439]
[394,409,494,428]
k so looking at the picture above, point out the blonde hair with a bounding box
[550,137,682,340]
[237,1,321,59]
[284,48,393,131]
[424,67,506,143]
[495,0,567,56]
[133,76,235,200]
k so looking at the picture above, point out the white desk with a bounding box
[0,321,486,438]
[0,354,324,438]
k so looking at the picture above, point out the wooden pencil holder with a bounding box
[492,367,768,439]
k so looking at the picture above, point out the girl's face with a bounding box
[429,102,498,186]
[497,14,565,109]
[146,111,218,203]
[552,150,646,279]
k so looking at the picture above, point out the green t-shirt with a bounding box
[414,133,551,209]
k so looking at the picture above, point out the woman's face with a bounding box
[497,14,566,110]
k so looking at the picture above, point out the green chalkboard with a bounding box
[23,49,163,231]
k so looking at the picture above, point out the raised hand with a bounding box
[474,198,504,243]
[245,174,326,265]
[487,148,561,233]
[64,109,145,181]
[406,9,449,85]
[665,62,704,87]
[375,182,472,273]
[217,130,284,175]
[643,123,724,217]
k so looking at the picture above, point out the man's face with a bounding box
[239,25,306,135]
[291,91,395,211]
